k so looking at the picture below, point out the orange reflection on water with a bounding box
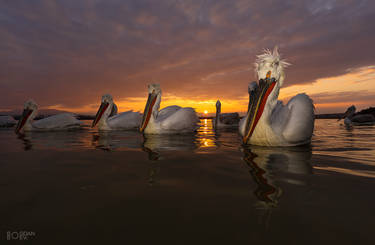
[196,119,216,148]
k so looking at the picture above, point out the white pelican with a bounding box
[92,94,141,130]
[213,100,240,129]
[239,47,315,146]
[15,99,83,134]
[339,105,375,126]
[140,84,199,134]
[0,115,16,127]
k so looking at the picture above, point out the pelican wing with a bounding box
[107,111,142,129]
[272,94,314,145]
[156,106,181,122]
[33,113,83,130]
[160,107,199,132]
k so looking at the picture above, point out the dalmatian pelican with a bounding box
[213,100,240,129]
[239,47,315,146]
[92,94,142,130]
[0,115,16,127]
[339,105,375,126]
[140,84,199,134]
[15,99,83,134]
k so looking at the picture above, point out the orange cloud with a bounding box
[279,66,375,113]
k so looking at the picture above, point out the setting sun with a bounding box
[204,110,208,114]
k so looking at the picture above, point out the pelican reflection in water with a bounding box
[142,118,220,155]
[16,130,89,151]
[242,145,312,224]
[142,133,197,156]
[141,119,219,185]
[91,131,143,151]
[242,147,282,208]
[141,134,196,185]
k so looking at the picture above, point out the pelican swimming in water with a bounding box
[92,94,142,130]
[140,84,199,134]
[339,105,375,126]
[239,47,315,146]
[0,115,17,127]
[213,100,240,129]
[15,99,83,134]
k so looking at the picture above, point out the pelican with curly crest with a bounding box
[239,47,315,146]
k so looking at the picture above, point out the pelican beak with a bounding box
[92,102,109,127]
[140,90,157,132]
[15,108,33,134]
[243,71,277,144]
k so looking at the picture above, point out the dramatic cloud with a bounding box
[1,0,375,113]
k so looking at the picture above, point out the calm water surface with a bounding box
[0,119,374,244]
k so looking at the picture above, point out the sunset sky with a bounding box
[1,0,375,115]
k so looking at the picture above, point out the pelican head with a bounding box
[255,46,289,85]
[344,105,356,117]
[92,94,115,127]
[214,100,222,128]
[243,47,290,143]
[15,99,38,134]
[140,84,162,132]
[216,100,221,114]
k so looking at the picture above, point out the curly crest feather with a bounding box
[254,46,290,75]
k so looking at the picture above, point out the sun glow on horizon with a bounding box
[39,66,375,115]
[42,96,249,115]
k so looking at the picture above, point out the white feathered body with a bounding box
[240,94,314,146]
[27,113,83,131]
[144,106,199,134]
[98,111,142,130]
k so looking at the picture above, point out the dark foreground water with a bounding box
[1,119,374,244]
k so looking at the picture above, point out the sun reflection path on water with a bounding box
[196,119,217,149]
